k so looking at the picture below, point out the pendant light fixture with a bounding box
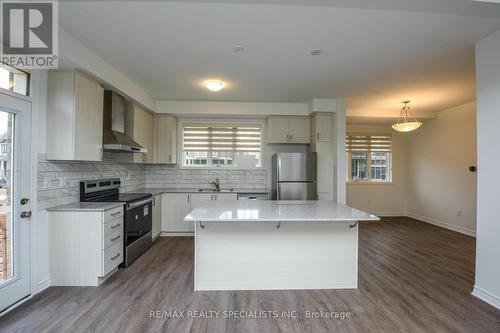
[392,101,422,132]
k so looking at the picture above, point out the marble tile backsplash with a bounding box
[37,153,268,210]
[145,165,267,190]
[37,153,146,210]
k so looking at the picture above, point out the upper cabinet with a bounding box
[266,116,310,144]
[310,113,332,152]
[126,106,178,164]
[154,115,177,164]
[47,70,104,161]
[126,104,155,163]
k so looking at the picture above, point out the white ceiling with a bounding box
[59,1,500,114]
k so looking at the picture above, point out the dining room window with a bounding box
[346,133,392,183]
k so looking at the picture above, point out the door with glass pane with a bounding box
[0,92,31,312]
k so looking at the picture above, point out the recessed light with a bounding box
[203,80,225,92]
[233,45,245,54]
[310,49,323,56]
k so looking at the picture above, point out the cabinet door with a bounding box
[316,114,332,142]
[155,115,177,164]
[189,194,213,232]
[131,105,154,163]
[74,72,104,161]
[163,194,191,232]
[267,117,289,143]
[152,194,162,238]
[214,193,238,201]
[316,141,333,196]
[288,117,310,144]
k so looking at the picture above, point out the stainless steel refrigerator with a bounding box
[271,152,317,200]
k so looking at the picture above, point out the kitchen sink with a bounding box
[197,188,234,192]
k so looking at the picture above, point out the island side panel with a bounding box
[195,220,358,291]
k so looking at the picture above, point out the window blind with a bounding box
[183,125,261,152]
[346,134,392,152]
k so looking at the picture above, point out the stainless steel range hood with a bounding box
[102,90,147,153]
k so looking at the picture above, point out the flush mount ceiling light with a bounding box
[392,101,422,132]
[310,49,323,56]
[203,80,225,92]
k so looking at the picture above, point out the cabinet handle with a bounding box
[110,223,121,229]
[187,195,190,203]
[153,197,156,206]
[317,132,320,141]
[111,253,121,261]
[110,211,121,217]
[110,235,121,242]
[290,134,293,142]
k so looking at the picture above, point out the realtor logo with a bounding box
[1,0,58,69]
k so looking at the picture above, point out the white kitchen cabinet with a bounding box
[154,115,177,164]
[49,206,124,286]
[46,70,104,161]
[152,194,162,239]
[189,194,213,231]
[267,116,310,144]
[126,104,155,163]
[213,193,238,201]
[163,193,191,233]
[310,113,334,197]
[266,117,290,143]
[162,193,238,234]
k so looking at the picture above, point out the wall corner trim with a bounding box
[472,286,500,310]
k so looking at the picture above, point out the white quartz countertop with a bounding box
[184,200,379,222]
[47,202,124,212]
[130,188,269,196]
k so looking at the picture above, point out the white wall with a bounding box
[155,100,309,116]
[406,102,477,236]
[473,29,500,309]
[59,29,155,111]
[346,124,408,216]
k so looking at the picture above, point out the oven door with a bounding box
[124,199,153,245]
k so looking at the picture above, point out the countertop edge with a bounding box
[47,202,125,212]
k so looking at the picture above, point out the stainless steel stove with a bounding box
[80,178,153,267]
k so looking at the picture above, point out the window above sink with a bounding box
[181,122,263,169]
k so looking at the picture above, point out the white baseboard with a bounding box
[472,286,500,310]
[36,278,51,293]
[407,213,476,237]
[370,212,406,217]
[160,232,194,237]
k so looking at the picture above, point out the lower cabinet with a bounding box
[162,193,191,233]
[152,194,162,239]
[49,206,124,286]
[162,193,237,234]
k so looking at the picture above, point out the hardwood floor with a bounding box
[1,217,499,333]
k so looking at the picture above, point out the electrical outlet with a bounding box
[457,209,463,217]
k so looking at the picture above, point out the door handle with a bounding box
[20,211,32,219]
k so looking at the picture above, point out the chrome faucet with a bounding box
[210,178,220,191]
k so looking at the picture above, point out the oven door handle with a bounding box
[126,198,153,210]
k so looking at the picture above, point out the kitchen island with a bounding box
[184,200,379,291]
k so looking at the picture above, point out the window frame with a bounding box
[178,118,266,170]
[346,133,393,185]
[0,63,31,98]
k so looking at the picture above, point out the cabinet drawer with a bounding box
[103,218,123,236]
[102,242,123,276]
[102,229,122,250]
[104,206,123,223]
